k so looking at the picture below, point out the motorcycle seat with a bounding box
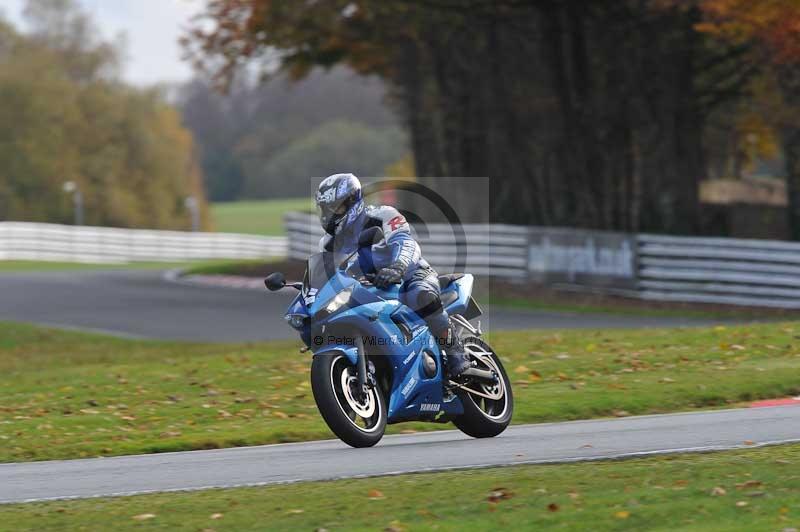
[438,273,465,289]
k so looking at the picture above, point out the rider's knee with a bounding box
[416,289,441,314]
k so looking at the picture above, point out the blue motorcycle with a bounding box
[265,227,513,448]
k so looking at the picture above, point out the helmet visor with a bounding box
[317,200,348,232]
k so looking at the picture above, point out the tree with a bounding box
[0,1,208,229]
[185,0,762,234]
[694,0,800,238]
[179,66,406,201]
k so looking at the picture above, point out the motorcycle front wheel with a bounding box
[452,336,514,438]
[311,354,387,448]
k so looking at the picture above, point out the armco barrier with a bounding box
[637,233,800,309]
[284,211,530,279]
[3,217,798,309]
[0,222,288,263]
[285,211,800,309]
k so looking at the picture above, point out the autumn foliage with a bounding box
[0,0,208,229]
[696,0,800,64]
[186,0,800,237]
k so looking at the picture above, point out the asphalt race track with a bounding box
[0,270,741,342]
[2,406,798,504]
[0,269,795,506]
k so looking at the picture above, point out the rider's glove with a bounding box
[374,267,403,288]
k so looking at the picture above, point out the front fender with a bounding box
[312,345,359,366]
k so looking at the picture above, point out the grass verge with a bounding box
[2,444,800,530]
[487,296,769,320]
[211,198,313,236]
[0,321,798,462]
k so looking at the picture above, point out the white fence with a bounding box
[285,211,529,279]
[286,211,800,309]
[0,222,288,263]
[637,234,800,309]
[4,216,800,310]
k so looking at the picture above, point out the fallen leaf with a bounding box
[547,503,559,512]
[286,509,304,515]
[132,514,156,521]
[615,511,630,519]
[368,489,385,500]
[735,480,763,489]
[210,513,223,519]
[710,486,727,496]
[487,487,514,503]
[736,501,749,507]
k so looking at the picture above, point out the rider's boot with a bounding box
[439,322,471,378]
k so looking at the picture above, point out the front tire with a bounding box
[452,337,513,438]
[311,354,386,448]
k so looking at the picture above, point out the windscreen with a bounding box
[304,251,364,292]
[304,252,337,290]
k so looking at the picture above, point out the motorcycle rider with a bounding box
[315,173,472,378]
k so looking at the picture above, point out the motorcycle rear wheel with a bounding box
[311,354,387,448]
[452,336,513,438]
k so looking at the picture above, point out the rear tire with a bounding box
[453,337,513,438]
[311,354,386,448]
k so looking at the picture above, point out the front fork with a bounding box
[354,335,376,398]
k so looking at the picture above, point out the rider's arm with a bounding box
[377,206,420,276]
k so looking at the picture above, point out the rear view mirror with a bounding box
[358,226,384,248]
[264,272,286,291]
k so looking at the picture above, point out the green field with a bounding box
[211,198,313,236]
[2,444,799,531]
[1,321,798,462]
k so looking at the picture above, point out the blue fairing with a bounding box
[289,263,473,423]
[314,344,359,366]
[442,274,474,316]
